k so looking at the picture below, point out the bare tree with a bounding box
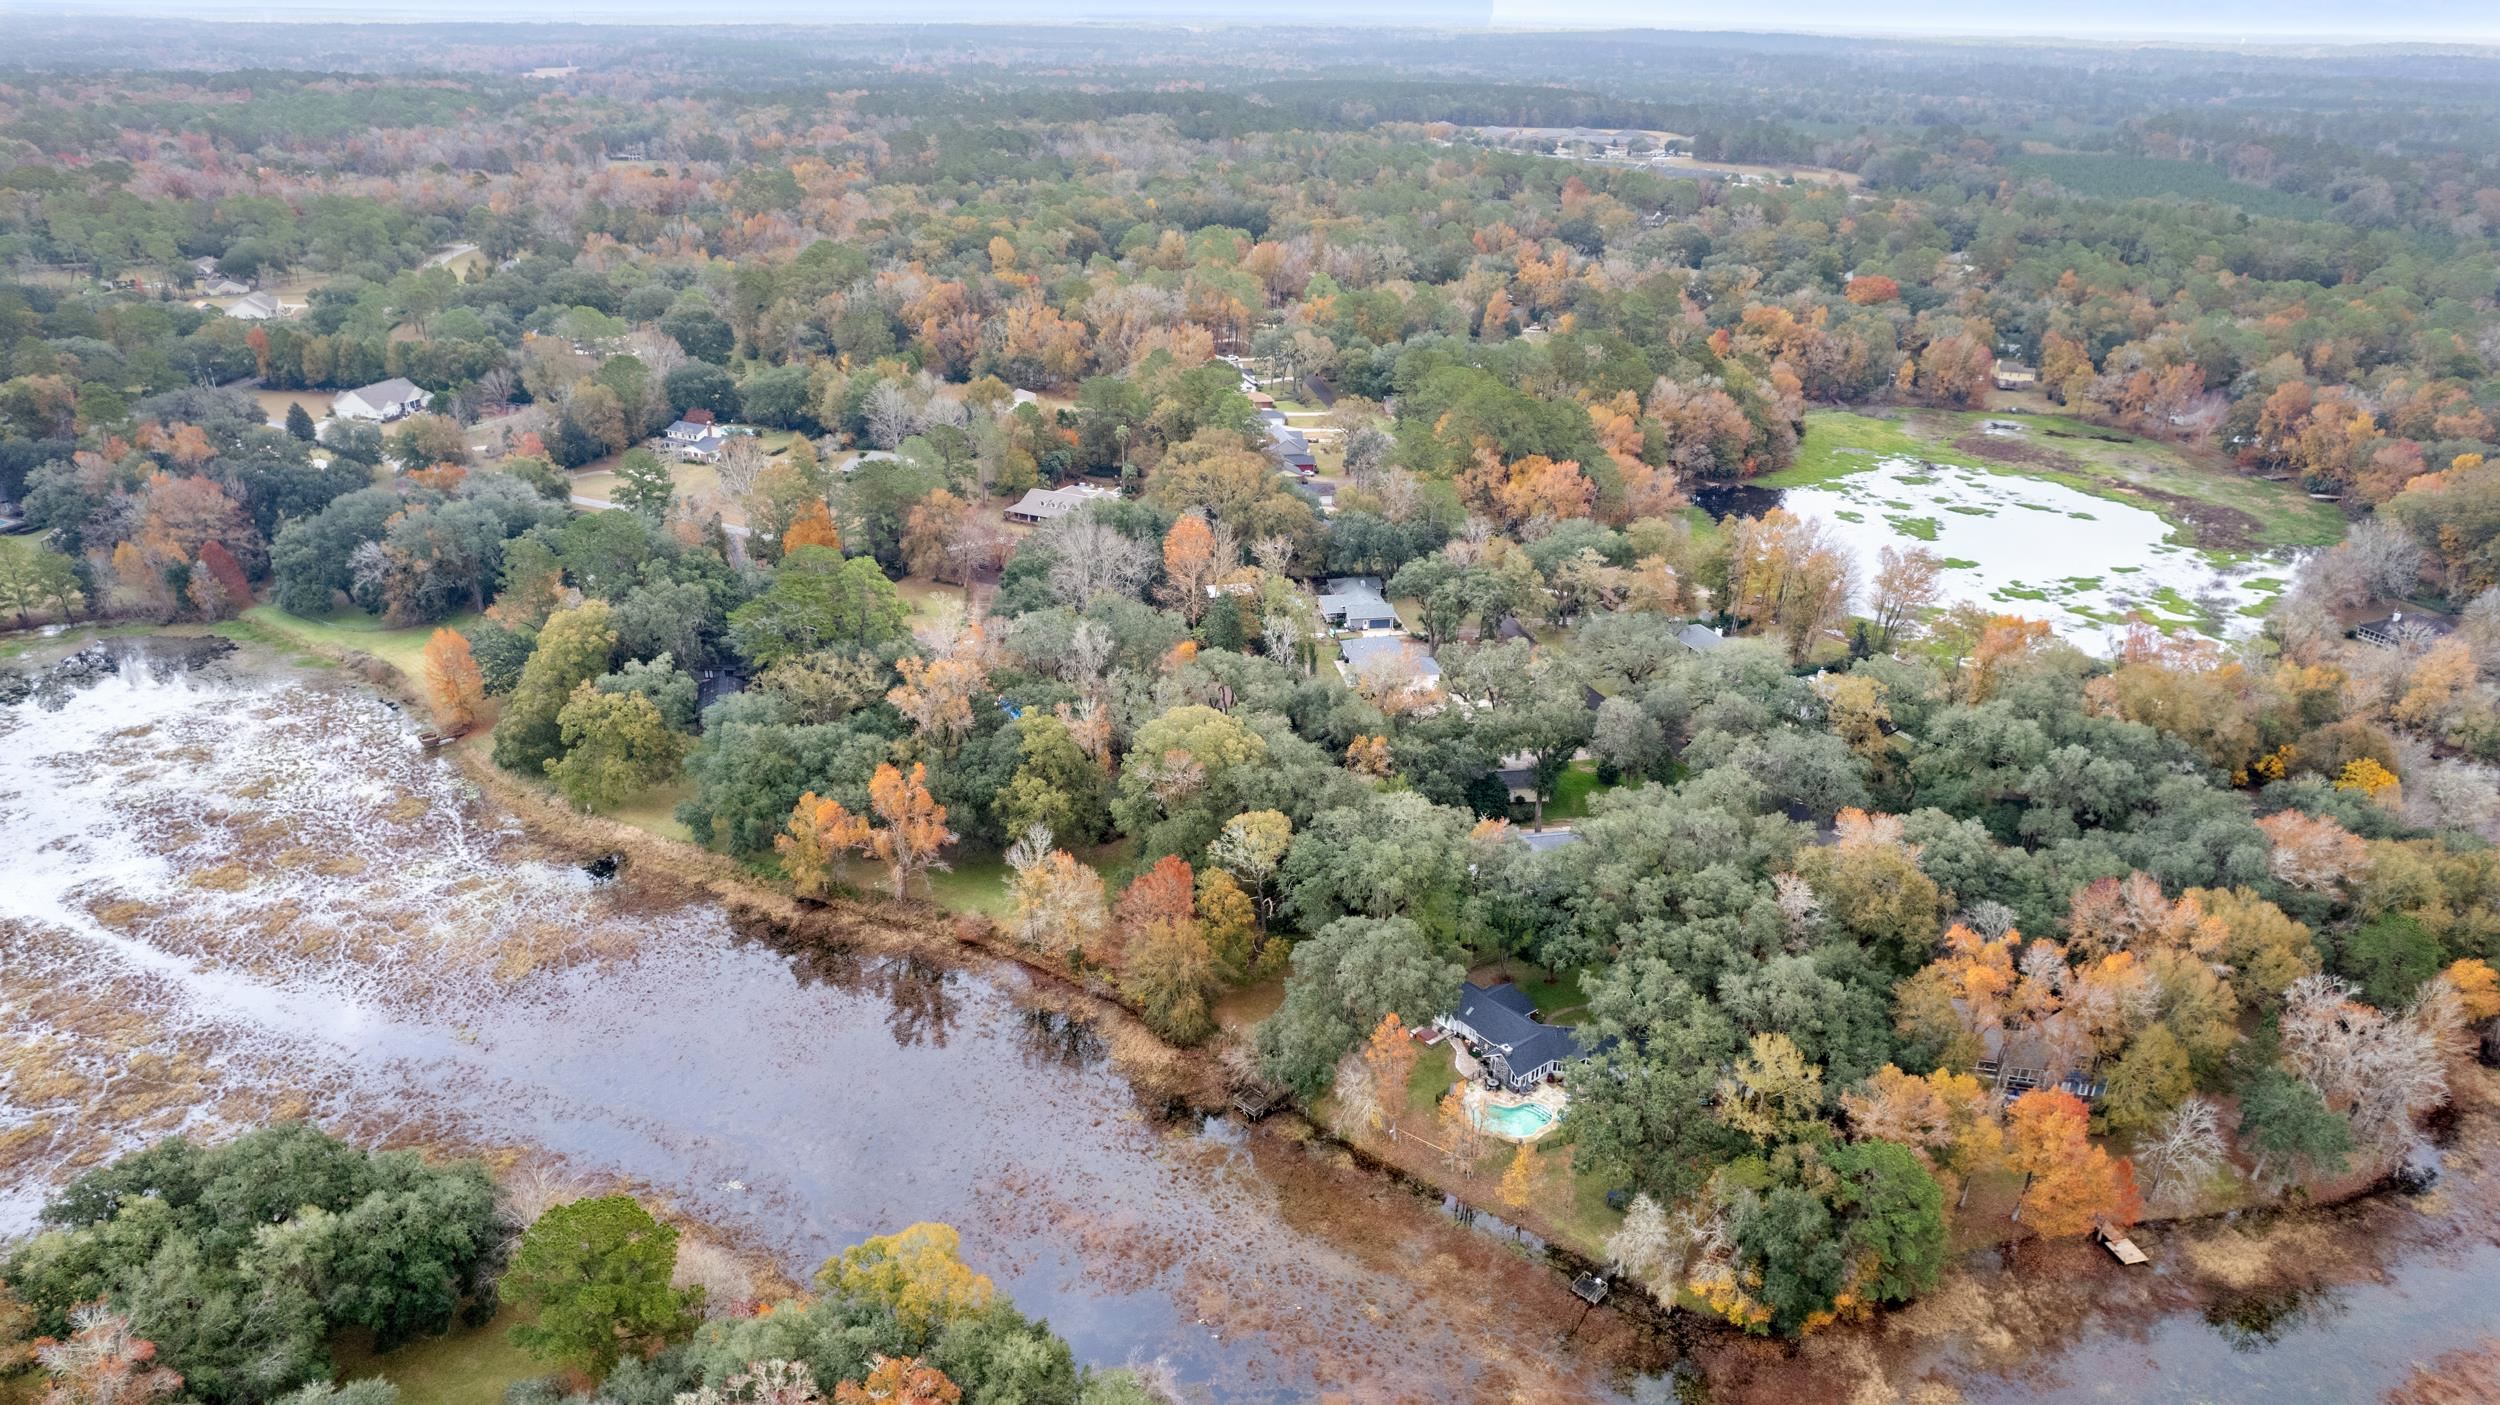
[2281,973,2448,1154]
[712,434,770,506]
[865,381,915,449]
[2139,1096,2226,1211]
[1042,515,1155,606]
[1867,544,1944,649]
[2345,518,2427,601]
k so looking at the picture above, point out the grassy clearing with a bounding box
[895,577,973,635]
[335,1305,543,1405]
[1472,958,1587,1021]
[1540,759,1610,821]
[1213,977,1287,1034]
[233,605,480,677]
[926,848,1014,916]
[607,776,696,844]
[1408,1043,1463,1114]
[1766,408,2345,551]
[922,836,1135,920]
[1762,410,1982,489]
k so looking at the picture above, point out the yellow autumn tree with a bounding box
[821,1223,994,1334]
[1345,734,1393,777]
[1715,1032,1825,1145]
[1499,1143,1538,1211]
[2445,958,2500,1022]
[2337,756,2401,804]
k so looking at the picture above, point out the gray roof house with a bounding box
[1677,622,1728,653]
[1315,576,1398,631]
[1440,981,1591,1092]
[1004,483,1119,525]
[1267,423,1316,473]
[1339,634,1440,695]
[331,378,431,423]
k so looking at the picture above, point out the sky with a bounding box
[1485,0,2499,41]
[13,0,2498,43]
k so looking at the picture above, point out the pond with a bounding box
[1712,457,2297,651]
[5,638,2496,1405]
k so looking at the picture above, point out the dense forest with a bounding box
[5,18,2500,1399]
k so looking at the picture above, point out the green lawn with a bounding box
[926,848,1014,916]
[1408,1043,1463,1115]
[924,837,1135,920]
[1472,959,1588,1023]
[1539,759,1611,822]
[607,776,696,843]
[336,1306,543,1405]
[1760,408,2345,552]
[229,605,480,678]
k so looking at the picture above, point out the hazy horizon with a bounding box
[2,0,2492,46]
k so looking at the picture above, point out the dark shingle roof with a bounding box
[1453,980,1583,1074]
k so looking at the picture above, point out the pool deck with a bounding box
[1452,1045,1569,1142]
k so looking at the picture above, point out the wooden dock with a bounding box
[2095,1221,2148,1265]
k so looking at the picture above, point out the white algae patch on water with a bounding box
[1781,456,2297,649]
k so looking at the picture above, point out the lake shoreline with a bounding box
[39,615,2486,1400]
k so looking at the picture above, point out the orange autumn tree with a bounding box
[2008,1090,2140,1238]
[1840,1064,2003,1194]
[833,1356,962,1405]
[1361,1012,1419,1130]
[783,500,842,554]
[1158,513,1224,622]
[1109,855,1197,968]
[1345,734,1393,777]
[778,790,873,898]
[778,764,956,900]
[888,626,989,754]
[1962,614,2055,702]
[420,628,485,733]
[862,763,956,900]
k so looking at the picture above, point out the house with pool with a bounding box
[1440,981,1592,1093]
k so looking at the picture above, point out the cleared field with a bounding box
[230,604,479,677]
[251,388,333,426]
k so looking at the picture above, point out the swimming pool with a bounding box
[1474,1101,1556,1139]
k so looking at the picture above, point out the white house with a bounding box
[332,378,432,423]
[224,291,288,321]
